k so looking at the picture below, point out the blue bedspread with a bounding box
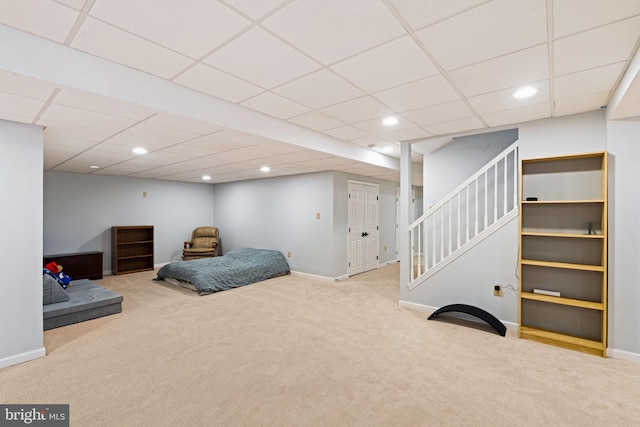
[156,247,290,295]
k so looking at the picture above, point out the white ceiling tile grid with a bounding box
[0,0,639,184]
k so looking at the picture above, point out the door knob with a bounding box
[362,232,369,237]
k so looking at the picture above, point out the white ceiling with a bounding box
[0,0,639,185]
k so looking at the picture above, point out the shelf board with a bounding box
[521,259,604,272]
[115,254,154,260]
[521,231,603,239]
[521,292,603,310]
[521,200,604,204]
[519,326,604,357]
[117,240,154,245]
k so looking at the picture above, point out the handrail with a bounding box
[410,141,520,229]
[409,141,519,287]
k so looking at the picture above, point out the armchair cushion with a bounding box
[183,226,219,260]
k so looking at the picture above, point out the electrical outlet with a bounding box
[287,251,291,258]
[494,285,502,297]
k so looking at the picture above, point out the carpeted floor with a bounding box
[1,263,639,426]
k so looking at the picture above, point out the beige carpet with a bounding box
[1,264,639,426]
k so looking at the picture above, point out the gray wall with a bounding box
[0,120,45,368]
[213,171,335,277]
[44,171,215,272]
[606,119,640,356]
[422,128,518,208]
[213,171,405,279]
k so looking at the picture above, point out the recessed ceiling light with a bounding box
[513,87,538,99]
[371,145,395,153]
[260,166,271,173]
[382,116,399,126]
[132,147,148,155]
[202,175,211,181]
[89,165,100,169]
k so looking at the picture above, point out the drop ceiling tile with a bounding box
[468,80,549,114]
[272,69,364,109]
[241,92,310,119]
[381,127,432,142]
[55,0,87,10]
[423,117,485,135]
[0,0,79,42]
[69,143,138,164]
[331,36,440,93]
[554,0,640,38]
[389,0,491,31]
[352,116,416,135]
[145,113,223,135]
[321,96,396,124]
[108,122,200,150]
[225,0,289,20]
[40,120,115,141]
[95,164,148,176]
[555,62,625,100]
[203,27,321,89]
[90,0,250,59]
[265,150,334,163]
[71,17,193,79]
[323,125,369,141]
[481,102,551,127]
[374,76,460,112]
[288,112,345,131]
[177,135,247,153]
[212,129,271,146]
[416,0,547,70]
[174,64,263,103]
[351,135,392,149]
[448,44,549,97]
[53,88,153,121]
[262,0,405,65]
[44,134,97,150]
[403,100,475,126]
[554,16,640,76]
[255,141,304,154]
[0,92,46,119]
[0,70,58,100]
[555,91,609,117]
[43,144,84,169]
[39,103,137,133]
[52,160,106,174]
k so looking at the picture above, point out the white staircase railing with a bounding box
[408,141,519,290]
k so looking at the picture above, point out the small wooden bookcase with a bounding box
[518,152,608,357]
[111,226,154,275]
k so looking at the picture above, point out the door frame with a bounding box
[347,180,380,276]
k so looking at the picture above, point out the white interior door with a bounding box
[348,181,379,276]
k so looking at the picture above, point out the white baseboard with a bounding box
[398,300,518,331]
[0,346,46,370]
[398,299,437,315]
[290,270,336,282]
[607,348,640,363]
[378,260,398,268]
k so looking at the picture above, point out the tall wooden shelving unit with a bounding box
[111,226,154,275]
[518,152,607,357]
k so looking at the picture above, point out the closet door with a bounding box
[348,181,379,276]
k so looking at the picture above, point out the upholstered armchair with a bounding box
[183,226,219,260]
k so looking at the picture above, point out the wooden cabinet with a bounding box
[111,226,154,275]
[518,152,607,357]
[44,251,104,280]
